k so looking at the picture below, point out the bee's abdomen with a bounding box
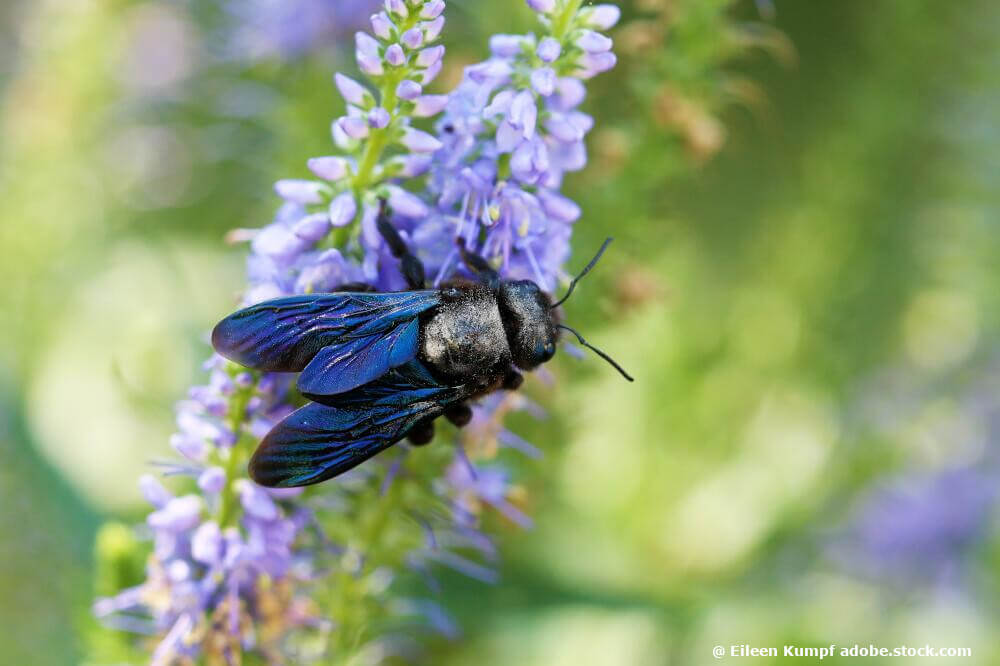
[420,288,511,384]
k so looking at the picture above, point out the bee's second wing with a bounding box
[249,361,470,488]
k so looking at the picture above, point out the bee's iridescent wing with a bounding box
[249,361,471,487]
[212,290,441,395]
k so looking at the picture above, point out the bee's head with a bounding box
[499,239,634,382]
[497,280,559,370]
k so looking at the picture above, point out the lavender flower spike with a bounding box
[418,0,618,290]
[95,2,624,662]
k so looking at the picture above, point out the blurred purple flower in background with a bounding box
[96,1,619,662]
[830,467,997,589]
[223,0,379,61]
[830,358,1000,594]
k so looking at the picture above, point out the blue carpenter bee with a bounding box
[212,202,632,487]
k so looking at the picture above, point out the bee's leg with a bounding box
[502,369,524,391]
[455,237,500,290]
[407,418,435,446]
[445,403,473,428]
[377,199,426,289]
[333,282,376,292]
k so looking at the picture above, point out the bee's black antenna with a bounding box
[557,324,634,382]
[550,237,614,309]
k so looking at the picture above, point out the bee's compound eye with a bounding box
[536,341,556,363]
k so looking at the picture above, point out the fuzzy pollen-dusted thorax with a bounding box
[419,284,512,385]
[496,280,559,370]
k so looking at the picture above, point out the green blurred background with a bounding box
[3,0,1000,663]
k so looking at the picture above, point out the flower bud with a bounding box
[401,27,424,49]
[385,43,406,66]
[580,4,621,30]
[413,94,448,117]
[536,36,561,63]
[307,156,350,181]
[368,106,391,128]
[370,11,393,40]
[526,0,555,13]
[385,0,408,19]
[420,0,445,19]
[397,79,423,100]
[335,73,373,107]
[401,127,443,152]
[329,191,358,227]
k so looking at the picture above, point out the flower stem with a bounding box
[553,0,583,41]
[218,374,256,528]
[351,12,420,194]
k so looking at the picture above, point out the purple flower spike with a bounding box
[307,156,350,181]
[397,79,423,100]
[385,43,406,66]
[96,2,625,660]
[402,127,443,152]
[329,191,358,227]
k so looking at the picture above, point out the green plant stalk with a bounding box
[327,469,407,663]
[553,0,583,41]
[217,371,257,528]
[351,12,422,195]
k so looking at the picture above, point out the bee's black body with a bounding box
[211,202,622,488]
[418,279,557,386]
